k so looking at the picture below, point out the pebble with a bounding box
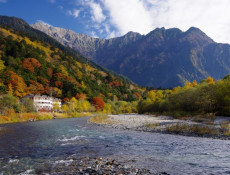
[46,156,167,175]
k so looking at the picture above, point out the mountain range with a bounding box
[32,22,230,88]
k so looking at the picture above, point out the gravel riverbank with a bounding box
[48,157,169,175]
[90,114,230,139]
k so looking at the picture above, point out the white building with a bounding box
[24,95,61,112]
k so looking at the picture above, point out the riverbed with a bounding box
[0,117,230,174]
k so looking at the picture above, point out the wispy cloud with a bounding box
[58,5,63,10]
[67,9,81,18]
[0,0,7,3]
[72,9,81,18]
[90,31,99,38]
[73,9,81,18]
[49,0,55,3]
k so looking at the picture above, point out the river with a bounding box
[0,117,230,174]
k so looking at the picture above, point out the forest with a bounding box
[137,76,230,117]
[0,24,143,123]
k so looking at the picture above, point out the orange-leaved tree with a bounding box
[21,58,42,73]
[5,71,27,97]
[28,80,45,94]
[76,93,88,100]
[91,97,105,111]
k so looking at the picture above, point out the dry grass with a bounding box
[221,121,230,130]
[146,122,160,128]
[89,115,113,124]
[0,112,92,124]
[220,121,230,136]
[69,112,92,118]
[166,123,220,135]
[224,129,230,136]
[0,113,54,124]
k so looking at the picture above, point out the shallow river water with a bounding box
[0,117,230,174]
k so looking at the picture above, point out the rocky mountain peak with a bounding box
[31,23,230,88]
[123,31,142,38]
[183,26,214,47]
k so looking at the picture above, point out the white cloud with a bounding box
[102,23,117,38]
[101,0,230,43]
[90,31,99,38]
[67,9,81,18]
[0,0,7,3]
[73,9,81,18]
[106,31,116,38]
[103,0,153,36]
[88,0,106,23]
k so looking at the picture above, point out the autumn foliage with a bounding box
[55,81,63,88]
[21,58,41,73]
[47,68,53,77]
[28,80,45,94]
[0,25,143,104]
[108,81,120,87]
[91,97,105,111]
[76,93,88,100]
[134,92,142,100]
[5,71,27,97]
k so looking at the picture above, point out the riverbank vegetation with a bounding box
[89,114,113,125]
[0,93,138,124]
[61,96,138,115]
[137,76,230,118]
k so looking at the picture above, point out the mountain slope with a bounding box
[0,16,143,101]
[32,22,230,88]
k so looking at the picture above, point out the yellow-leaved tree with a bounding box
[62,104,69,113]
[147,90,164,102]
[69,97,78,112]
[0,60,5,72]
[60,65,69,77]
[205,77,215,85]
[82,100,91,112]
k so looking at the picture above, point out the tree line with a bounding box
[137,76,230,117]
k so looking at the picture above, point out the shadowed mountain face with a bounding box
[32,22,230,88]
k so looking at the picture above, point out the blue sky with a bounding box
[1,0,230,43]
[0,0,112,38]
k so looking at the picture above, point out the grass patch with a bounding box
[221,121,230,130]
[0,113,40,124]
[89,114,113,124]
[166,123,220,136]
[0,112,93,124]
[224,129,230,136]
[146,122,160,128]
[220,121,230,136]
[161,111,216,121]
[52,112,92,119]
[69,112,92,118]
[37,113,53,120]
